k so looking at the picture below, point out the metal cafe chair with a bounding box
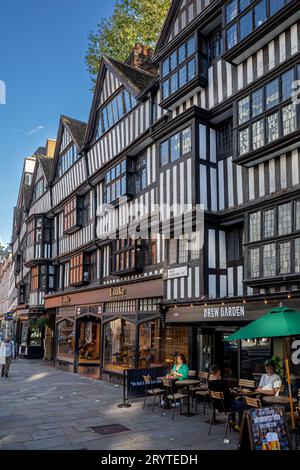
[161,378,187,420]
[208,390,232,440]
[142,375,164,413]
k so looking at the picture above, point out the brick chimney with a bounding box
[127,43,157,75]
[46,139,56,158]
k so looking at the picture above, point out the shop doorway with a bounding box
[76,316,101,379]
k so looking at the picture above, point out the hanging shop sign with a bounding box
[163,266,188,280]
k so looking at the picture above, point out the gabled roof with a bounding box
[103,55,156,95]
[50,115,87,182]
[37,156,53,183]
[154,0,182,56]
[84,55,156,145]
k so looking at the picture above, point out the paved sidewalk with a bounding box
[0,359,239,450]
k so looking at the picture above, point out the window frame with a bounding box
[159,126,192,167]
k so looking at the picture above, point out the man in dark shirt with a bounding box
[208,364,245,431]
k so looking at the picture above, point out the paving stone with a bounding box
[2,433,33,445]
[24,436,69,450]
[30,428,65,440]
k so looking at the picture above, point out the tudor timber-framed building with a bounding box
[11,0,300,385]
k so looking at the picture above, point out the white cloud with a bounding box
[27,125,44,136]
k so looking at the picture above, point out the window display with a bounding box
[104,319,136,370]
[241,338,272,382]
[78,321,100,363]
[138,320,161,368]
[57,320,75,362]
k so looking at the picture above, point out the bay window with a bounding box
[266,112,279,143]
[249,247,260,278]
[263,209,275,238]
[27,217,52,260]
[160,34,203,103]
[95,88,136,140]
[224,0,291,51]
[249,211,261,242]
[266,79,279,109]
[254,0,267,28]
[263,243,276,277]
[252,119,264,149]
[279,241,291,274]
[295,201,300,231]
[239,128,249,155]
[278,203,292,235]
[160,127,192,166]
[295,239,300,273]
[282,104,296,136]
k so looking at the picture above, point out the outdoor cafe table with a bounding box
[231,388,259,397]
[262,395,297,407]
[175,379,200,417]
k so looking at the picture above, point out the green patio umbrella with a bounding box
[225,306,300,429]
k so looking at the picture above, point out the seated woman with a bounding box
[170,353,189,381]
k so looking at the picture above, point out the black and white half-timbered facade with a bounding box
[11,1,300,383]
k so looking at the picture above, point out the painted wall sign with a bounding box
[110,287,127,297]
[203,305,245,319]
[163,266,188,280]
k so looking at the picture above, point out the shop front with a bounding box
[46,278,164,382]
[164,300,294,385]
[14,309,44,359]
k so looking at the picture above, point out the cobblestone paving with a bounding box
[0,359,239,450]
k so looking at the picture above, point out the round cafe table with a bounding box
[262,395,297,407]
[175,379,200,417]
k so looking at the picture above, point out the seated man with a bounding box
[208,364,245,432]
[256,359,282,396]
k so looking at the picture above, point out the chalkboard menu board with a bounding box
[239,406,291,450]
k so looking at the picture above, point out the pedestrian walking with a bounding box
[0,335,15,378]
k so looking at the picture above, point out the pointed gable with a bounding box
[155,0,214,54]
[50,115,87,182]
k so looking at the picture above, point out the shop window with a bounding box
[138,320,161,368]
[104,319,136,370]
[160,126,192,167]
[20,322,28,346]
[56,319,75,362]
[161,326,190,367]
[278,203,292,235]
[249,211,261,242]
[240,338,271,381]
[78,321,100,363]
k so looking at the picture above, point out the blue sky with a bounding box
[0,0,114,244]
